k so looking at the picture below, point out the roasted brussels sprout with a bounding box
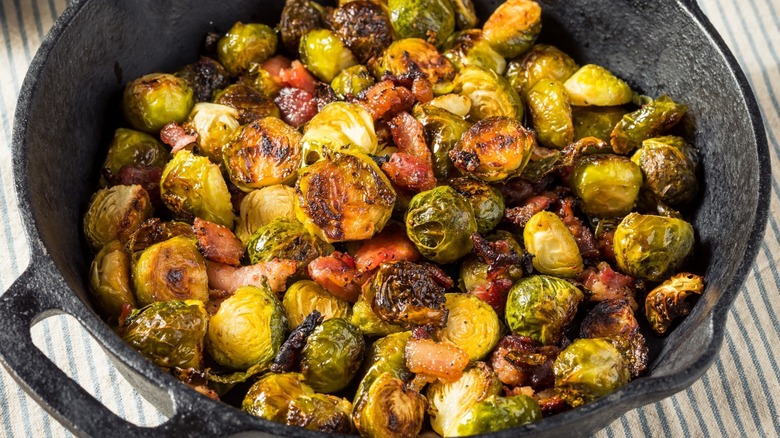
[217,22,278,76]
[388,0,455,47]
[570,155,643,217]
[124,218,195,253]
[572,106,628,142]
[505,275,583,345]
[283,280,352,331]
[185,102,240,163]
[160,150,235,228]
[234,185,298,244]
[554,338,630,407]
[646,272,704,334]
[454,66,524,121]
[428,94,472,117]
[523,211,583,278]
[301,318,366,393]
[100,128,170,186]
[436,293,501,361]
[610,95,688,154]
[246,217,334,277]
[223,117,302,191]
[631,136,699,206]
[83,184,153,250]
[580,299,648,377]
[296,152,395,242]
[300,101,379,164]
[329,0,394,64]
[449,0,478,30]
[355,331,413,404]
[505,44,579,96]
[449,177,505,234]
[563,64,634,107]
[452,395,542,436]
[412,103,472,180]
[459,231,523,292]
[176,56,230,102]
[405,186,477,263]
[279,0,324,55]
[121,300,209,369]
[527,79,574,149]
[450,116,535,182]
[239,63,282,99]
[243,373,353,433]
[132,235,209,306]
[299,28,359,83]
[89,240,137,322]
[373,38,457,95]
[212,83,281,124]
[443,30,506,75]
[123,73,195,133]
[331,65,376,99]
[207,285,286,370]
[353,371,427,438]
[350,296,406,336]
[613,213,694,281]
[482,0,542,58]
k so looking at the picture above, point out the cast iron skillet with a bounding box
[0,0,769,436]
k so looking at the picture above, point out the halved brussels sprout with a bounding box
[505,275,584,345]
[300,318,366,393]
[554,338,630,407]
[243,373,353,433]
[100,128,170,186]
[454,66,524,121]
[572,106,629,142]
[450,0,478,30]
[450,116,535,182]
[428,94,472,117]
[123,73,195,133]
[299,28,359,83]
[239,63,282,99]
[279,0,324,54]
[405,186,477,263]
[646,272,703,334]
[300,101,379,164]
[443,30,506,75]
[631,136,698,206]
[328,0,395,64]
[83,184,153,250]
[452,395,542,436]
[436,293,501,361]
[176,56,230,102]
[505,44,579,96]
[412,103,472,180]
[283,280,352,331]
[449,177,505,234]
[124,218,195,253]
[185,103,240,163]
[354,331,413,405]
[217,22,278,76]
[373,38,457,95]
[353,371,427,438]
[610,95,688,154]
[296,152,395,242]
[388,0,455,47]
[350,296,406,336]
[613,213,694,281]
[246,217,334,277]
[212,83,281,125]
[132,235,209,306]
[223,117,302,191]
[121,300,208,369]
[89,240,137,322]
[234,185,298,244]
[160,150,235,229]
[570,155,643,217]
[482,0,542,58]
[527,79,574,149]
[331,65,376,99]
[563,64,634,107]
[207,285,286,370]
[523,211,583,278]
[459,231,523,292]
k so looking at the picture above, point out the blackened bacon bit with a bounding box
[496,178,535,207]
[448,149,480,173]
[536,390,570,416]
[556,197,600,262]
[491,335,559,390]
[471,233,523,280]
[313,82,338,112]
[504,194,554,228]
[422,263,455,290]
[172,368,220,400]
[270,310,324,373]
[160,122,197,153]
[579,262,640,310]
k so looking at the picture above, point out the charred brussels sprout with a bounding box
[123,73,195,133]
[570,155,643,217]
[527,79,574,149]
[160,150,235,228]
[283,280,351,331]
[234,185,298,244]
[554,338,630,407]
[279,0,324,55]
[353,371,427,438]
[388,0,455,47]
[100,128,169,186]
[83,185,153,250]
[331,65,376,99]
[453,395,542,436]
[374,39,457,95]
[212,83,281,125]
[454,66,524,121]
[505,275,583,345]
[176,56,230,102]
[483,0,542,58]
[301,102,379,164]
[223,117,302,191]
[296,152,395,242]
[631,136,699,206]
[505,44,579,96]
[437,293,501,361]
[243,373,353,433]
[523,211,583,278]
[572,106,628,142]
[217,22,277,76]
[351,296,405,336]
[299,28,359,83]
[246,218,334,277]
[132,236,209,306]
[301,318,365,393]
[443,30,506,75]
[355,331,413,405]
[613,213,694,281]
[449,177,505,234]
[646,273,703,334]
[89,240,137,322]
[405,186,477,263]
[121,300,208,369]
[207,285,286,370]
[185,103,240,163]
[564,64,634,107]
[611,95,688,154]
[459,231,523,292]
[412,104,472,180]
[329,0,395,64]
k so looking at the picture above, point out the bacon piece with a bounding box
[358,80,415,120]
[423,263,455,290]
[262,55,292,83]
[274,87,318,128]
[504,195,554,228]
[535,390,569,416]
[115,165,163,206]
[496,179,535,207]
[206,259,296,293]
[278,60,318,96]
[160,122,197,153]
[404,337,469,382]
[411,77,434,103]
[307,252,371,303]
[580,262,639,310]
[596,227,616,263]
[556,197,600,261]
[354,224,421,272]
[470,278,512,316]
[271,310,323,373]
[471,233,523,280]
[490,336,559,390]
[382,154,437,192]
[389,112,431,162]
[193,217,245,266]
[313,82,338,112]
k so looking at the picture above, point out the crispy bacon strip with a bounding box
[471,233,523,280]
[358,80,415,120]
[504,193,556,228]
[556,197,600,261]
[579,262,639,310]
[115,165,163,206]
[206,259,296,293]
[470,278,512,316]
[160,122,197,153]
[193,217,245,266]
[308,252,371,303]
[404,337,469,382]
[354,223,421,272]
[411,77,434,103]
[490,336,559,390]
[382,112,436,191]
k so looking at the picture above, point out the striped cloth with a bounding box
[0,0,778,436]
